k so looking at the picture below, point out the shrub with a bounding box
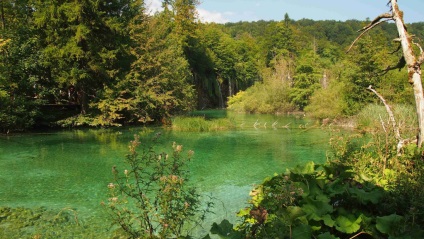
[227,82,295,114]
[304,81,348,120]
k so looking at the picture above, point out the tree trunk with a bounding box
[391,0,424,147]
[1,0,5,30]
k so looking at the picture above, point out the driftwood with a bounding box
[349,0,424,147]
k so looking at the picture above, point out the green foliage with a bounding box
[227,57,295,114]
[227,82,295,114]
[0,94,41,132]
[355,103,417,135]
[1,0,423,129]
[99,6,196,126]
[227,108,424,238]
[104,135,212,238]
[171,116,236,132]
[231,158,424,238]
[305,81,347,120]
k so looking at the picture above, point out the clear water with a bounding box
[0,110,333,237]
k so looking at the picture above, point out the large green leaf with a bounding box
[301,197,333,221]
[292,224,312,239]
[348,186,384,204]
[292,161,316,175]
[210,219,243,239]
[287,206,306,222]
[376,214,403,235]
[325,179,348,197]
[322,214,335,227]
[335,214,362,234]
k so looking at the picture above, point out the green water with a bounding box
[0,110,333,237]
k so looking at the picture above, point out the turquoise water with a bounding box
[0,111,333,237]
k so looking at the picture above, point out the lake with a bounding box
[0,110,334,238]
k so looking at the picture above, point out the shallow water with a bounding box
[0,110,333,237]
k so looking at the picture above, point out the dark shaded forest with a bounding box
[1,0,423,132]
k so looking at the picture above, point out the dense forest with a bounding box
[1,0,423,132]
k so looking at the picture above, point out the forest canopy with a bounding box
[1,0,423,132]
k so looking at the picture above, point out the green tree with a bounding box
[0,0,44,132]
[31,0,134,113]
[263,20,296,65]
[94,3,195,126]
[344,34,391,114]
[289,51,322,110]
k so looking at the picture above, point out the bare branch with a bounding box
[359,13,393,32]
[413,41,424,65]
[347,18,391,53]
[389,39,402,54]
[367,85,401,141]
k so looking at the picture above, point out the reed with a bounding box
[170,116,236,132]
[356,103,416,136]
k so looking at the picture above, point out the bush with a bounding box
[227,82,295,114]
[304,81,348,120]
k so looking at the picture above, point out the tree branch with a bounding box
[381,56,406,75]
[367,85,401,141]
[360,13,393,32]
[413,41,424,65]
[346,14,392,53]
[389,39,402,54]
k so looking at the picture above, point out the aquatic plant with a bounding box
[170,116,236,132]
[103,134,213,238]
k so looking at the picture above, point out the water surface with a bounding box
[0,111,333,237]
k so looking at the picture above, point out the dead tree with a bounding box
[348,0,424,147]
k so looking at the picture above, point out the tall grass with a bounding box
[356,103,417,137]
[170,116,236,132]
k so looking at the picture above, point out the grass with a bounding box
[355,103,417,137]
[170,116,236,132]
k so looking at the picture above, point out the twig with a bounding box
[253,119,260,129]
[381,56,406,75]
[347,13,392,53]
[379,114,387,133]
[413,41,424,64]
[350,231,371,239]
[367,85,401,140]
[389,38,402,55]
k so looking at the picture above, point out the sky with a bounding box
[145,0,424,23]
